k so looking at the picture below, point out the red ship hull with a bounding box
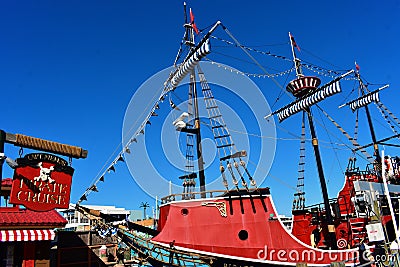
[152,189,358,266]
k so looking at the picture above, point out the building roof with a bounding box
[0,208,67,229]
[59,204,130,215]
[134,218,155,227]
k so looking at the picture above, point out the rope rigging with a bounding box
[181,73,196,199]
[210,34,356,81]
[293,112,306,211]
[197,65,256,190]
[376,101,400,140]
[316,105,373,162]
[75,11,400,217]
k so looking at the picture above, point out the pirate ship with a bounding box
[76,4,400,267]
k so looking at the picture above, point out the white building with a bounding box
[59,204,131,231]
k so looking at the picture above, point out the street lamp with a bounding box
[139,202,150,220]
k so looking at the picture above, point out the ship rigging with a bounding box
[75,4,400,267]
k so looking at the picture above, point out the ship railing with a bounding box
[301,198,347,222]
[161,190,227,204]
[119,228,214,266]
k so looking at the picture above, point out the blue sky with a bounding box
[1,1,400,216]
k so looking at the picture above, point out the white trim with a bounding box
[151,240,355,267]
[0,230,55,242]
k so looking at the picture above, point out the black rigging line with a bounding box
[300,47,346,70]
[270,62,294,110]
[315,106,345,177]
[337,78,358,107]
[210,35,292,62]
[314,105,371,163]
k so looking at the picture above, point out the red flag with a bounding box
[289,32,300,52]
[190,8,199,34]
[355,62,360,71]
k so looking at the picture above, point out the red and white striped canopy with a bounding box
[0,229,55,242]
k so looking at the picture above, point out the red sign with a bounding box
[9,153,74,211]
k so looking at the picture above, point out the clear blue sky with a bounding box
[1,1,400,216]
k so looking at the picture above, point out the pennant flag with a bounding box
[155,104,160,110]
[99,176,105,182]
[117,155,125,162]
[125,147,131,154]
[151,112,158,116]
[89,185,99,192]
[289,32,300,52]
[190,8,199,34]
[110,228,118,236]
[108,165,116,172]
[98,228,109,238]
[131,138,137,143]
[355,61,360,71]
[140,129,144,135]
[146,120,151,125]
[79,195,87,201]
[170,99,181,111]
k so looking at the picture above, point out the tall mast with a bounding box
[356,70,379,157]
[183,3,206,197]
[288,33,337,248]
[289,32,304,78]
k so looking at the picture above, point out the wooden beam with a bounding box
[4,131,88,159]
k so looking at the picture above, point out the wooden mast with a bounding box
[288,33,337,249]
[356,69,380,158]
[183,3,206,198]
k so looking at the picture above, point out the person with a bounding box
[311,225,322,248]
[116,247,125,265]
[107,252,116,263]
[373,242,386,267]
[359,238,372,267]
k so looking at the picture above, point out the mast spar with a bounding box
[356,69,380,159]
[264,33,360,249]
[180,3,207,198]
[288,33,334,234]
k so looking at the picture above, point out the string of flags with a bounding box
[77,36,292,205]
[204,57,295,78]
[76,34,218,206]
[92,223,119,239]
[76,28,359,207]
[210,35,292,62]
[77,70,188,205]
[302,64,357,81]
[77,153,126,204]
[210,35,359,81]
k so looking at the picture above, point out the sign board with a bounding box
[366,223,385,242]
[9,153,74,211]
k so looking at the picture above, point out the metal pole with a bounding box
[0,130,5,179]
[381,150,400,242]
[0,130,5,207]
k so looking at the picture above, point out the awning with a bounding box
[0,230,55,242]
